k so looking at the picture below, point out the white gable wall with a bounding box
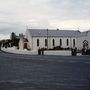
[87,32,90,48]
[26,29,33,50]
[77,36,87,49]
[77,31,90,49]
[19,38,24,50]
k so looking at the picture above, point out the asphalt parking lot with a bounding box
[0,51,90,90]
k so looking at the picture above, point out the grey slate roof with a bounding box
[27,29,88,37]
[79,31,90,37]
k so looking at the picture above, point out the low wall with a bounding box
[1,48,71,56]
[1,48,38,55]
[44,50,71,56]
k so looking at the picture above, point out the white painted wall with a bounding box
[77,36,88,50]
[76,31,90,49]
[33,37,45,50]
[44,50,71,56]
[1,48,72,56]
[31,37,77,50]
[26,30,90,50]
[87,31,90,48]
[25,30,90,50]
[19,38,24,50]
[26,29,33,50]
[2,48,38,55]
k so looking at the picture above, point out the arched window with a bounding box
[73,39,75,47]
[45,39,47,46]
[67,39,69,46]
[83,40,88,49]
[52,39,55,46]
[60,39,62,46]
[37,39,39,46]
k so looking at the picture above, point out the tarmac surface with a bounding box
[0,51,90,90]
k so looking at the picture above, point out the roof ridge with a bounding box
[28,29,78,32]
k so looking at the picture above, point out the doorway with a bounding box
[83,40,88,49]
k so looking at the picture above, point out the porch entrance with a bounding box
[83,40,88,49]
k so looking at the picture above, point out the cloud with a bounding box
[0,0,90,40]
[50,20,90,30]
[0,33,10,40]
[48,0,90,20]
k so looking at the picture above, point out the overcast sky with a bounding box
[0,0,90,39]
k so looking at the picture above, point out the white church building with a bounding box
[23,29,90,51]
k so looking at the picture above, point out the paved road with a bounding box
[0,51,90,90]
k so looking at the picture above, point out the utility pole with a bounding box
[70,37,72,49]
[47,29,48,50]
[78,27,79,31]
[77,27,80,49]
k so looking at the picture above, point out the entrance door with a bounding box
[24,43,27,49]
[83,40,88,49]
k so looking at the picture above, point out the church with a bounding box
[20,29,90,51]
